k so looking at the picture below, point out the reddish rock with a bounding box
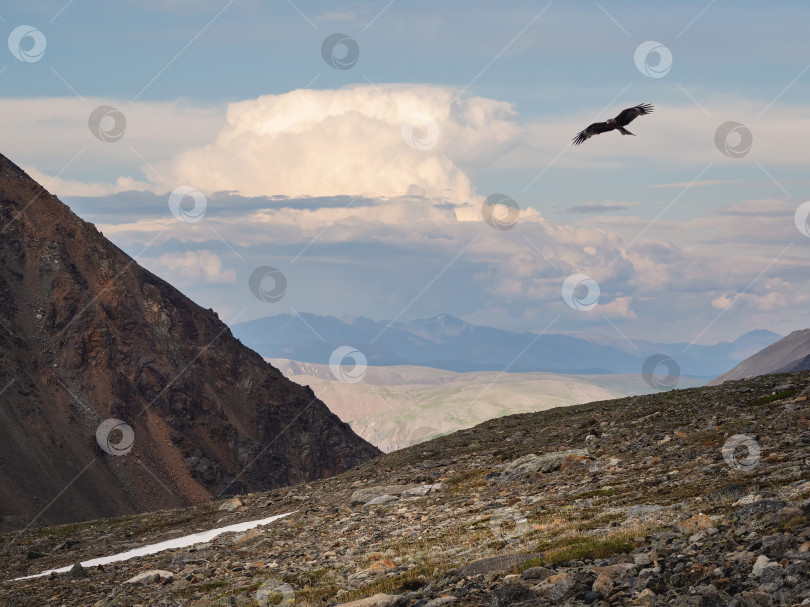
[0,153,380,526]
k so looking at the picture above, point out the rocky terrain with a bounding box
[0,153,380,526]
[2,371,809,606]
[711,330,810,385]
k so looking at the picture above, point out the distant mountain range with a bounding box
[231,312,781,379]
[710,329,810,384]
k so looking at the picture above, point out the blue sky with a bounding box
[2,0,809,345]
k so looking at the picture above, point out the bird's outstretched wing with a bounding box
[572,121,614,145]
[614,103,653,126]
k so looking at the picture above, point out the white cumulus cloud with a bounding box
[160,85,522,203]
[142,250,236,285]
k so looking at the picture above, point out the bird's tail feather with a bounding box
[618,127,635,136]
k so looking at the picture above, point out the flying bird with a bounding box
[572,103,654,145]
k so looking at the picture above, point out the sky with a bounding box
[2,0,810,345]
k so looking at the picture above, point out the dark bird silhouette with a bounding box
[572,103,653,145]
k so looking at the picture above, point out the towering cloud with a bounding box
[162,85,522,203]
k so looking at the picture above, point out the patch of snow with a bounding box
[12,511,295,581]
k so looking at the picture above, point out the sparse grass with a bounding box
[651,481,705,504]
[750,389,797,406]
[175,579,247,601]
[446,468,490,493]
[575,487,620,498]
[543,531,636,565]
[129,512,206,537]
[775,513,806,533]
[284,567,343,604]
[339,560,448,604]
[16,515,131,540]
[199,580,229,591]
[521,525,647,569]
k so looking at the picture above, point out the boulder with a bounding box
[491,582,537,607]
[401,483,445,497]
[68,563,87,579]
[218,497,242,512]
[337,593,408,607]
[350,485,417,506]
[751,555,777,577]
[124,569,174,584]
[500,450,588,481]
[363,495,400,507]
[522,566,553,581]
[452,553,542,577]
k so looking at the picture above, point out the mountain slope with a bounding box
[2,371,809,605]
[0,154,380,526]
[710,329,810,384]
[777,353,810,373]
[231,312,781,376]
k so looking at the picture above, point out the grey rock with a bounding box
[761,533,793,557]
[453,553,542,577]
[423,596,457,607]
[68,563,87,579]
[491,582,537,607]
[363,494,400,507]
[401,483,445,498]
[545,572,578,602]
[338,593,408,607]
[123,569,174,584]
[705,484,747,504]
[733,499,787,521]
[521,566,553,581]
[500,450,588,481]
[218,497,242,512]
[350,485,417,506]
[751,555,776,577]
[627,504,663,517]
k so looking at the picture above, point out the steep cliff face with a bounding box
[0,154,380,526]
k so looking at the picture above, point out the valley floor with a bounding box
[270,359,705,452]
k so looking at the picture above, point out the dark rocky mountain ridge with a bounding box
[0,153,380,527]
